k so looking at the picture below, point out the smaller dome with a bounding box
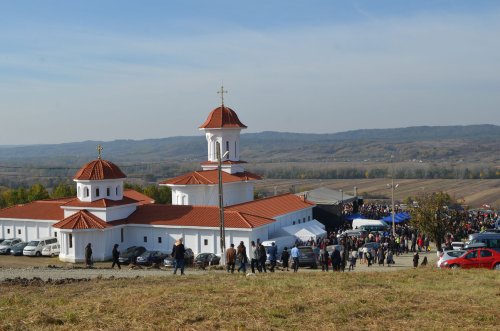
[199,106,247,129]
[74,159,126,180]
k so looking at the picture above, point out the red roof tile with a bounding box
[53,210,111,230]
[160,170,261,185]
[199,106,247,129]
[62,196,139,208]
[123,189,155,205]
[227,194,315,219]
[74,159,126,180]
[0,199,70,220]
[110,205,274,229]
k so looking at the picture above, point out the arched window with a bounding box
[84,187,89,198]
[107,187,111,196]
[116,186,120,196]
[96,188,100,197]
[226,141,230,157]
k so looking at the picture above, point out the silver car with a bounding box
[437,250,466,268]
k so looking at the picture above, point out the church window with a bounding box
[84,187,89,198]
[204,239,208,246]
[293,221,296,225]
[158,237,162,244]
[7,229,10,234]
[69,234,73,248]
[303,217,305,223]
[226,141,229,157]
[120,228,124,243]
[234,141,237,158]
[54,232,57,237]
[144,236,147,243]
[116,186,120,196]
[96,188,100,197]
[107,188,111,196]
[18,229,21,235]
[308,216,311,221]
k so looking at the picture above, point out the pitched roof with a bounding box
[199,106,247,129]
[61,196,139,208]
[0,199,71,220]
[110,204,274,229]
[74,159,126,180]
[53,210,111,230]
[227,194,315,219]
[160,170,261,185]
[123,189,155,205]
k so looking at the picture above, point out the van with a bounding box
[42,243,60,257]
[23,237,58,257]
[352,219,389,231]
[261,235,297,261]
[465,233,500,252]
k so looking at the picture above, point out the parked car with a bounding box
[437,250,466,268]
[194,253,221,269]
[42,243,60,257]
[163,248,195,267]
[10,242,29,256]
[339,230,368,239]
[465,232,500,252]
[23,237,58,257]
[440,248,500,270]
[294,246,318,269]
[0,238,23,255]
[118,246,146,265]
[0,239,6,245]
[136,250,169,266]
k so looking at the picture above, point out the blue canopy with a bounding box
[381,212,411,223]
[345,213,365,221]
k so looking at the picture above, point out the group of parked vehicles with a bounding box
[437,230,500,270]
[0,237,60,257]
[116,246,220,268]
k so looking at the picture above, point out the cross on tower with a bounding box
[97,144,103,159]
[217,85,228,106]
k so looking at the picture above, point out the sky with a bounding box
[0,0,499,145]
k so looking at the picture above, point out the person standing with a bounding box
[111,244,121,269]
[258,243,267,273]
[413,252,419,268]
[320,246,329,272]
[291,244,300,272]
[226,243,237,273]
[268,242,277,272]
[237,241,247,273]
[85,243,93,268]
[172,239,186,275]
[281,247,290,271]
[331,247,341,271]
[250,241,259,273]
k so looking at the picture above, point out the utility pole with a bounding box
[217,142,226,265]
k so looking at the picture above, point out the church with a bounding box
[0,95,315,263]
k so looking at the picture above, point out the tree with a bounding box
[27,183,50,202]
[143,185,171,204]
[51,183,77,199]
[409,191,457,250]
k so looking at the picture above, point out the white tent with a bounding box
[274,220,327,242]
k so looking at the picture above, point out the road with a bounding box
[0,251,439,281]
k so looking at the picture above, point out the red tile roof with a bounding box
[160,170,261,185]
[62,196,139,208]
[74,159,126,180]
[110,205,274,229]
[0,199,71,220]
[199,106,247,129]
[123,189,155,205]
[53,210,111,230]
[227,194,315,219]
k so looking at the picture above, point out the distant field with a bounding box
[0,269,498,330]
[255,178,500,209]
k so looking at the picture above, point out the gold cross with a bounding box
[217,85,228,106]
[97,144,103,159]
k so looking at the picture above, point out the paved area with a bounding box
[0,251,439,281]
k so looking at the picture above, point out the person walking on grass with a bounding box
[258,242,267,273]
[413,252,420,268]
[237,241,247,273]
[172,239,186,275]
[226,243,237,273]
[281,247,290,271]
[320,246,329,272]
[291,244,300,272]
[268,242,277,272]
[111,244,121,269]
[250,241,259,273]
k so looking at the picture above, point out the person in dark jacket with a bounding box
[258,243,267,273]
[281,247,290,271]
[111,244,121,269]
[236,241,247,273]
[226,243,237,273]
[172,239,186,275]
[85,243,93,268]
[331,247,341,271]
[413,252,420,268]
[268,242,277,272]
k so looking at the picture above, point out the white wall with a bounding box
[0,219,58,242]
[170,181,254,207]
[63,204,137,222]
[267,207,314,238]
[59,227,121,263]
[75,179,124,202]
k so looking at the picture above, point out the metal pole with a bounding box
[217,142,226,265]
[391,177,396,237]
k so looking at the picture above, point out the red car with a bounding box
[441,248,500,270]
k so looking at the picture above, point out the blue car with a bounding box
[136,250,169,266]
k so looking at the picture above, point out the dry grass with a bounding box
[0,269,499,331]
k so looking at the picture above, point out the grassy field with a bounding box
[255,178,500,208]
[0,269,498,330]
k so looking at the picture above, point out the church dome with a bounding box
[74,159,127,180]
[199,106,247,129]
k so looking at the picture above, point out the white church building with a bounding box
[0,100,315,263]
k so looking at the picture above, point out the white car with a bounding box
[42,243,60,257]
[437,250,466,268]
